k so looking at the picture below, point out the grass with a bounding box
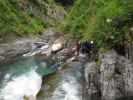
[60,0,133,48]
[1,0,133,48]
[0,0,66,39]
[0,0,46,38]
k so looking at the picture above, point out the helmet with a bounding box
[90,41,94,44]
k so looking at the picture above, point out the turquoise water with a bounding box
[0,55,83,100]
[0,57,56,82]
[0,56,57,100]
[37,62,83,100]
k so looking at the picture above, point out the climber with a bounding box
[80,40,94,54]
[75,40,80,56]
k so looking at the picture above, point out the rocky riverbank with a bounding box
[0,30,63,64]
[84,50,133,100]
[0,29,80,100]
[1,29,133,100]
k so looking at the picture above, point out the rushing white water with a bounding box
[0,70,42,100]
[0,53,83,100]
[23,50,41,57]
[52,75,82,100]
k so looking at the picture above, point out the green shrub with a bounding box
[0,0,67,39]
[62,0,133,48]
[0,0,47,38]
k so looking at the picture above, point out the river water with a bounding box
[37,61,83,100]
[0,56,84,100]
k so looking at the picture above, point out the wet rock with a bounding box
[51,39,78,63]
[0,34,55,63]
[52,43,62,52]
[84,62,101,100]
[116,56,133,96]
[100,50,117,100]
[0,39,36,64]
[32,41,48,50]
[85,50,133,100]
[40,44,49,50]
[51,36,66,52]
[125,42,133,62]
[100,50,133,100]
[43,84,51,91]
[52,48,74,64]
[24,95,36,100]
[66,56,77,63]
[58,48,72,55]
[37,43,52,57]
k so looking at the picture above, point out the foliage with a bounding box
[1,0,133,48]
[0,0,46,38]
[61,0,133,47]
[0,0,66,39]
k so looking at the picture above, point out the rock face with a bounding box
[0,30,62,64]
[52,43,62,52]
[125,42,133,62]
[85,50,133,100]
[100,50,117,100]
[0,38,36,64]
[84,62,101,100]
[0,29,77,64]
[0,38,52,64]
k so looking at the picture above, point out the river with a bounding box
[37,61,84,100]
[0,55,84,100]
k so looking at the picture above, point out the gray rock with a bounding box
[125,42,133,62]
[0,56,5,60]
[85,50,133,100]
[41,29,60,44]
[84,62,101,100]
[51,36,66,52]
[0,38,37,64]
[100,50,117,100]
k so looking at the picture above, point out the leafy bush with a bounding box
[0,0,68,39]
[62,0,133,47]
[0,0,46,38]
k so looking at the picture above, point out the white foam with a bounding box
[52,76,82,100]
[23,50,41,57]
[4,74,11,81]
[0,70,42,100]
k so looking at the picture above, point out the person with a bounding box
[75,40,80,56]
[80,40,94,54]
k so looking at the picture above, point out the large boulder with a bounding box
[0,38,36,64]
[52,43,62,52]
[0,37,51,63]
[84,62,101,100]
[51,36,66,52]
[100,50,133,100]
[99,50,117,100]
[0,30,64,64]
[85,50,133,100]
